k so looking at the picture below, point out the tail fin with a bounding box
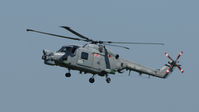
[158,66,171,78]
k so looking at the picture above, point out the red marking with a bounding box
[93,53,100,57]
[179,68,184,73]
[166,69,170,73]
[108,55,112,58]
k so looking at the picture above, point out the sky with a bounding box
[0,0,198,112]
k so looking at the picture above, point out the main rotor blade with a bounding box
[26,29,84,41]
[60,26,92,41]
[105,41,165,45]
[105,44,130,50]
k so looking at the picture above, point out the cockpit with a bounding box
[57,45,79,54]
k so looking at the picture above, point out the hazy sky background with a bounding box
[0,0,198,112]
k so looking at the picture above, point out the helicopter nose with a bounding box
[43,49,53,56]
[43,49,46,54]
[42,50,46,60]
[42,49,53,60]
[42,55,46,60]
[42,50,57,65]
[42,49,65,61]
[42,50,48,60]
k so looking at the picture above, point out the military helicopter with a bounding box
[26,26,184,83]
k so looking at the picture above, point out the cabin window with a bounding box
[81,52,89,60]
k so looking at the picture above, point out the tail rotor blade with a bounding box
[176,51,183,61]
[177,65,184,73]
[165,52,174,61]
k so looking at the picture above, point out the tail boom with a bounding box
[122,51,184,78]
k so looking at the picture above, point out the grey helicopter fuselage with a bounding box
[42,44,123,76]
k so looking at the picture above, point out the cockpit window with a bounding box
[58,46,79,54]
[71,46,78,54]
[58,47,72,52]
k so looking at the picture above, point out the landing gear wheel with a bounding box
[106,77,111,83]
[65,73,71,77]
[89,78,95,83]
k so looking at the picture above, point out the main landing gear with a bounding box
[65,73,71,77]
[88,75,111,83]
[65,69,71,77]
[106,75,111,83]
[89,77,95,83]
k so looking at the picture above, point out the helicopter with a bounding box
[26,26,184,83]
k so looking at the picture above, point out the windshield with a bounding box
[58,47,72,52]
[58,46,79,54]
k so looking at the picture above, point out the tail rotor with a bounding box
[165,51,184,74]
